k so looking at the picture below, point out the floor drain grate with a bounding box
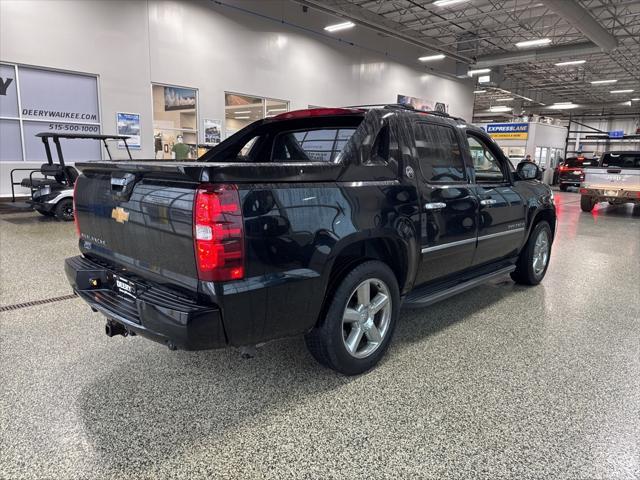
[0,294,77,312]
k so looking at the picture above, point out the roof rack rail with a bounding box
[341,103,416,111]
[342,104,467,123]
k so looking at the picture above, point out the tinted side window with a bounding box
[272,128,356,162]
[601,153,640,169]
[413,123,465,183]
[467,134,507,183]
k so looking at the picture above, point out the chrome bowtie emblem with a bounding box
[111,207,130,224]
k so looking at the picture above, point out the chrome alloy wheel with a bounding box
[532,229,550,277]
[342,278,392,359]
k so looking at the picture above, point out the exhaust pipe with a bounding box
[105,321,127,337]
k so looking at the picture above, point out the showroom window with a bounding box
[535,146,549,167]
[152,83,198,160]
[0,63,101,163]
[224,92,289,137]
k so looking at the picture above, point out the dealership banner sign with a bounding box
[1,62,101,162]
[486,123,529,140]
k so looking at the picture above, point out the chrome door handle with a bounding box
[480,199,498,206]
[424,202,446,211]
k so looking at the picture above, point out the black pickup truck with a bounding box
[65,106,555,374]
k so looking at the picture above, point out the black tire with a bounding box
[559,183,568,192]
[54,198,74,221]
[580,195,595,212]
[304,260,400,375]
[511,221,552,286]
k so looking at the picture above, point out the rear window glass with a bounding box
[273,128,356,162]
[601,153,640,169]
[564,157,582,168]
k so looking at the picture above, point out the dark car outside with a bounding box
[558,156,598,191]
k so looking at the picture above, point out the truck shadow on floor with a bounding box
[595,204,640,217]
[77,278,545,475]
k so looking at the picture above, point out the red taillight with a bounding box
[273,107,364,120]
[73,179,80,237]
[580,188,589,194]
[560,166,568,171]
[193,184,244,282]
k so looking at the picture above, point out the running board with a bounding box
[403,265,516,309]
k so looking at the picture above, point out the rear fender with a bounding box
[317,223,419,300]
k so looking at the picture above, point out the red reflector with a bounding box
[73,178,80,237]
[273,107,364,120]
[580,188,589,194]
[193,184,244,282]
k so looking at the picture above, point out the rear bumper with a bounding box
[559,179,581,186]
[65,255,227,350]
[580,187,640,201]
[559,175,584,185]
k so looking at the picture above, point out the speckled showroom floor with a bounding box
[1,191,639,480]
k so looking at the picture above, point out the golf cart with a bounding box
[10,133,132,221]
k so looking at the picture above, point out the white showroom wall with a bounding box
[567,116,640,154]
[0,0,474,197]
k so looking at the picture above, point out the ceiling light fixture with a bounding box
[610,89,634,94]
[554,60,586,66]
[478,75,491,83]
[473,90,486,94]
[495,97,514,102]
[489,106,512,112]
[590,79,618,84]
[515,38,551,48]
[267,108,287,112]
[324,21,355,32]
[521,96,533,102]
[631,98,640,101]
[549,103,579,110]
[419,54,446,62]
[233,110,251,114]
[468,68,491,76]
[234,116,251,119]
[433,0,468,6]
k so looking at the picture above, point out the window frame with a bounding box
[0,62,102,163]
[413,120,468,185]
[364,124,390,166]
[465,130,513,185]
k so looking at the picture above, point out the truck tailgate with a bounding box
[73,160,343,293]
[74,166,200,292]
[583,167,640,190]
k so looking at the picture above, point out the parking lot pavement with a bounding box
[1,191,639,479]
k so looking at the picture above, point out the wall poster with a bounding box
[203,119,222,145]
[116,112,141,149]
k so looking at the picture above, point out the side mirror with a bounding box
[516,161,541,181]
